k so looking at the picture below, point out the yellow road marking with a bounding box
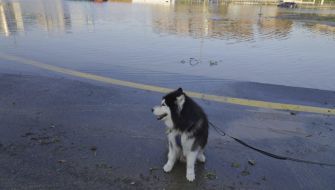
[1,53,335,115]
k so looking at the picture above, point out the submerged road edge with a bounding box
[1,53,335,116]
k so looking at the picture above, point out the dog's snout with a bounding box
[151,108,154,112]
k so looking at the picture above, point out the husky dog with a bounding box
[152,88,209,182]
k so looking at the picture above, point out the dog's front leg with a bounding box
[163,142,178,172]
[163,131,180,172]
[186,151,197,182]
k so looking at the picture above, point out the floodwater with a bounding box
[1,0,335,91]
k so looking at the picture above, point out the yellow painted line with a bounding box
[1,53,335,116]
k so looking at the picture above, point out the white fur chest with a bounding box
[164,118,174,129]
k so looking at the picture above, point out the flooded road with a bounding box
[1,0,335,90]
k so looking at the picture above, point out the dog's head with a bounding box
[152,88,186,121]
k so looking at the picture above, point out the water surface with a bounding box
[1,0,335,90]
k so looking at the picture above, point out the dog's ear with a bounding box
[176,94,185,112]
[176,94,185,102]
[177,87,183,93]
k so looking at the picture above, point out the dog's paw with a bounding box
[197,153,206,163]
[186,172,195,182]
[163,163,173,173]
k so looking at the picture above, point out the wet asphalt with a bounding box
[0,73,335,190]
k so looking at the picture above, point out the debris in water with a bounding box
[189,58,200,66]
[21,132,34,137]
[90,146,97,151]
[209,60,218,66]
[90,146,97,156]
[205,172,217,180]
[248,160,256,166]
[58,160,66,164]
[231,162,240,168]
[149,167,160,173]
[241,170,250,176]
[96,163,109,168]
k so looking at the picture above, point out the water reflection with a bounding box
[1,0,333,40]
[0,1,24,36]
[36,0,71,33]
[151,4,294,41]
[0,0,72,35]
[304,22,335,37]
[133,0,174,4]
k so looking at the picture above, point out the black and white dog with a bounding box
[152,88,209,182]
